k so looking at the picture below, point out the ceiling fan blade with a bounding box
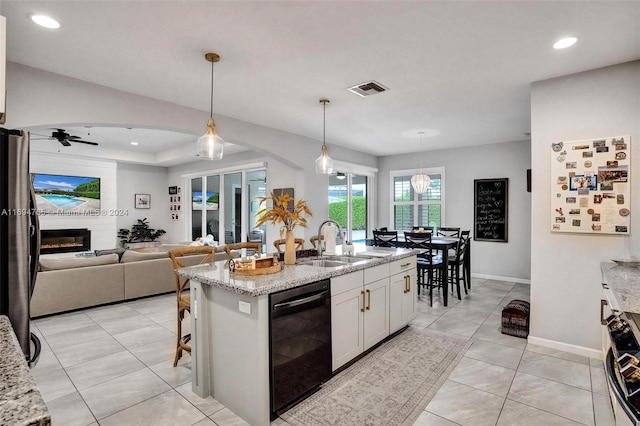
[70,139,99,146]
[60,139,72,147]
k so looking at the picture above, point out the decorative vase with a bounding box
[284,229,296,265]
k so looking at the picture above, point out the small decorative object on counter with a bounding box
[255,191,313,265]
[501,299,530,338]
[229,256,281,275]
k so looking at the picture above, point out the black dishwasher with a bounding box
[269,279,332,416]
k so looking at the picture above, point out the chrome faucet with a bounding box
[316,219,345,257]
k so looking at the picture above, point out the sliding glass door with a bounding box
[328,172,368,243]
[188,168,266,247]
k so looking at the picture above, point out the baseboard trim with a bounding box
[471,273,531,285]
[527,335,603,360]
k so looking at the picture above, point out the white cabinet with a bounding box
[389,260,417,334]
[331,255,417,371]
[363,277,390,350]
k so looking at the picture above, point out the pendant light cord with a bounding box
[323,101,326,148]
[210,59,214,119]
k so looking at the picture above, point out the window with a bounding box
[390,167,444,231]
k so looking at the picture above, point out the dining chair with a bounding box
[372,230,398,247]
[447,230,471,300]
[273,238,305,253]
[404,232,444,307]
[309,234,324,249]
[224,242,262,259]
[167,246,217,367]
[436,227,461,238]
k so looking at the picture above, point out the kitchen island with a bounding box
[177,246,417,426]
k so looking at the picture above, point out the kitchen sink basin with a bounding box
[324,255,371,263]
[297,259,350,268]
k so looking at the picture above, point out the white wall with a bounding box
[31,152,118,251]
[530,60,640,357]
[116,163,170,241]
[378,140,532,281]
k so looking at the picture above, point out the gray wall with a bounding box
[378,140,532,281]
[529,60,640,356]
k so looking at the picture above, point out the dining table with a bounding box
[365,234,470,306]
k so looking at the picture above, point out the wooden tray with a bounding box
[229,259,282,275]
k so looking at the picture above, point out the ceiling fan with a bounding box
[32,129,99,146]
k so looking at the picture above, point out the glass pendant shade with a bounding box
[411,173,431,194]
[315,145,334,174]
[197,118,224,160]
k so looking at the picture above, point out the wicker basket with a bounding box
[501,299,530,338]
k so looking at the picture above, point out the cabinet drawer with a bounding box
[364,263,389,285]
[389,256,416,276]
[331,270,364,296]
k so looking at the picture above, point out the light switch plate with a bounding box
[238,300,251,315]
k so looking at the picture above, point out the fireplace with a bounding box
[40,229,91,255]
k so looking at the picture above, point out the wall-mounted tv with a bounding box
[192,191,219,210]
[32,173,101,215]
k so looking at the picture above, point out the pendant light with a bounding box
[410,132,431,194]
[336,172,346,180]
[315,98,334,174]
[197,52,224,160]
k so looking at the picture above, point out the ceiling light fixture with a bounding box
[410,132,431,195]
[336,172,346,180]
[553,37,577,49]
[197,52,224,160]
[315,98,334,174]
[130,142,139,146]
[30,14,60,29]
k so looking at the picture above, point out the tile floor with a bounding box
[30,278,614,425]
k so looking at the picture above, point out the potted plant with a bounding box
[118,218,166,245]
[255,191,312,265]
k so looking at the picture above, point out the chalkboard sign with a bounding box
[474,178,508,242]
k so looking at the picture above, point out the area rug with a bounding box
[280,327,471,426]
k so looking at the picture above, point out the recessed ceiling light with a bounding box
[553,37,577,49]
[30,14,60,29]
[130,142,139,146]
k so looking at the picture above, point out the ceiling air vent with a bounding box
[347,80,388,97]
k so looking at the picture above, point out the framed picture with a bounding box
[168,186,178,195]
[135,193,150,209]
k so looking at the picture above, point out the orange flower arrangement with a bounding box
[255,191,313,236]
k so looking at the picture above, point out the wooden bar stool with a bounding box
[168,246,216,367]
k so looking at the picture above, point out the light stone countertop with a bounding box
[602,262,640,313]
[0,316,51,426]
[176,246,417,296]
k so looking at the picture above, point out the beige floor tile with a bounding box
[113,323,174,349]
[129,335,177,366]
[593,391,615,425]
[33,369,76,403]
[465,339,524,370]
[150,358,192,388]
[518,351,591,391]
[508,372,594,426]
[427,317,481,338]
[525,343,590,366]
[34,312,96,336]
[44,324,110,351]
[95,314,158,335]
[46,391,96,426]
[98,389,206,426]
[175,382,225,416]
[591,364,609,395]
[79,368,171,420]
[412,411,459,425]
[447,357,516,397]
[497,399,584,425]
[86,304,140,322]
[425,380,504,426]
[209,407,251,425]
[471,324,527,349]
[53,335,126,368]
[65,350,145,390]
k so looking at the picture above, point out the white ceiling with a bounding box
[2,1,639,164]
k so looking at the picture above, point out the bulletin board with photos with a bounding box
[550,136,630,234]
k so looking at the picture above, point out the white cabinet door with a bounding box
[364,278,390,350]
[389,268,417,334]
[331,286,364,370]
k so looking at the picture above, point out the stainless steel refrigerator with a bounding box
[0,128,40,364]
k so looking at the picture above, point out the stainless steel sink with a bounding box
[324,255,371,263]
[297,259,349,268]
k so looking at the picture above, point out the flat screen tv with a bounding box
[192,191,218,210]
[31,173,101,215]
